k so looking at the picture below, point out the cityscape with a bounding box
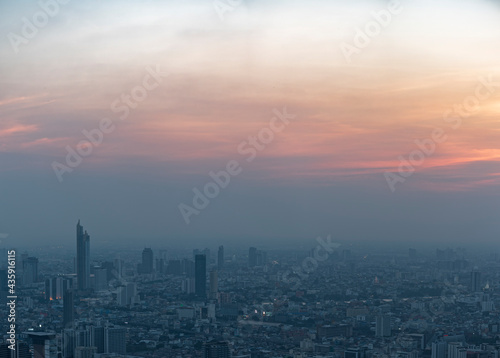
[1,0,500,358]
[1,221,500,357]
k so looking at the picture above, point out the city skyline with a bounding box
[0,0,498,246]
[2,1,500,357]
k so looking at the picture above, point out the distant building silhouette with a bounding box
[210,270,218,300]
[471,270,482,292]
[76,220,90,290]
[195,254,207,298]
[117,282,137,306]
[249,247,266,267]
[22,256,38,285]
[25,332,57,358]
[63,289,75,328]
[105,327,126,355]
[376,315,391,337]
[45,276,72,301]
[139,248,154,274]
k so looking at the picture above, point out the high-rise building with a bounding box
[204,340,231,358]
[448,342,465,358]
[63,289,75,328]
[25,332,57,358]
[249,247,257,267]
[210,270,218,300]
[76,220,90,291]
[471,270,482,292]
[63,328,76,358]
[117,282,138,306]
[90,326,105,354]
[432,341,447,358]
[105,327,126,355]
[195,254,207,298]
[249,247,266,267]
[376,315,391,337]
[139,248,154,274]
[45,276,72,301]
[22,256,38,285]
[218,246,224,270]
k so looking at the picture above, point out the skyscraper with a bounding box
[218,246,224,270]
[210,270,218,300]
[22,256,38,285]
[63,289,74,328]
[25,332,57,358]
[204,340,231,358]
[195,254,207,298]
[471,270,482,292]
[138,248,154,274]
[76,220,90,291]
[105,327,126,355]
[376,315,391,337]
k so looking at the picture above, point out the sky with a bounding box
[0,0,499,248]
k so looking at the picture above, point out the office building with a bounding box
[195,254,207,298]
[45,276,72,301]
[76,220,90,290]
[105,327,126,355]
[22,256,38,285]
[139,248,154,274]
[376,315,391,337]
[210,270,218,300]
[63,289,75,328]
[25,332,57,358]
[432,341,447,358]
[471,270,482,292]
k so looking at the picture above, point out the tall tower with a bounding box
[140,248,154,274]
[195,254,207,298]
[471,270,482,292]
[209,270,218,300]
[63,289,74,328]
[375,315,391,337]
[218,246,224,270]
[76,220,90,291]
